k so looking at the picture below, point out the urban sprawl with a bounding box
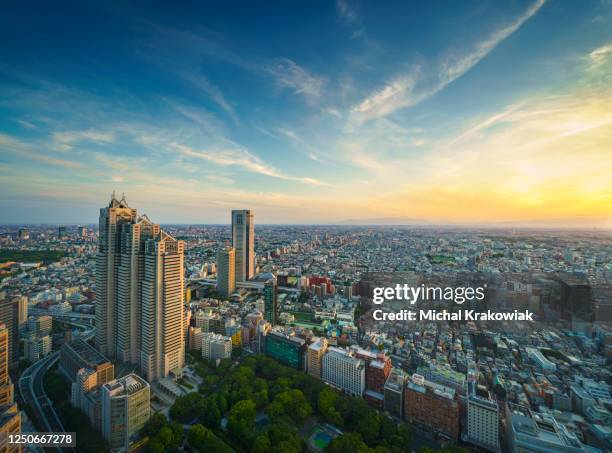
[0,193,610,453]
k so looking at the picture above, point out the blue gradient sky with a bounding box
[1,1,611,225]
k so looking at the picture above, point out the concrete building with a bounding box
[307,337,328,378]
[95,193,138,358]
[384,368,407,419]
[0,325,13,406]
[27,315,52,336]
[101,374,150,452]
[404,374,459,440]
[201,333,232,361]
[465,386,500,452]
[16,297,27,327]
[95,194,185,382]
[0,403,21,453]
[263,279,278,325]
[24,334,51,362]
[139,228,185,382]
[322,347,365,397]
[0,297,19,368]
[231,209,254,282]
[59,338,115,384]
[505,403,588,453]
[265,330,307,370]
[216,247,236,298]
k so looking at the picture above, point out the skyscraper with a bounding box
[96,194,137,358]
[0,324,14,406]
[216,247,236,298]
[95,194,185,381]
[0,297,19,369]
[139,229,185,382]
[231,209,254,282]
[263,279,277,325]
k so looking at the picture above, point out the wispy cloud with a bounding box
[588,42,612,68]
[0,133,84,169]
[52,129,116,151]
[265,57,324,101]
[336,0,360,25]
[172,143,328,186]
[350,0,546,123]
[182,74,239,124]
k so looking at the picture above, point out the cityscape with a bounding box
[1,0,611,452]
[0,195,610,452]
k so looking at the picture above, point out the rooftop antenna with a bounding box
[121,192,127,203]
[111,190,116,200]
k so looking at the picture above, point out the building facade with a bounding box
[404,374,459,440]
[216,247,236,298]
[322,347,365,397]
[231,209,254,282]
[101,374,150,452]
[201,333,232,361]
[265,331,306,370]
[307,337,328,378]
[95,194,185,382]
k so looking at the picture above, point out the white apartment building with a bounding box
[201,333,232,361]
[322,347,365,396]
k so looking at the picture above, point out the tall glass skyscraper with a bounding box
[231,209,254,282]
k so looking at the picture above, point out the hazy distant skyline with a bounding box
[1,1,611,226]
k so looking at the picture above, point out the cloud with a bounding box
[182,74,239,124]
[588,43,612,68]
[172,143,328,186]
[265,57,324,101]
[52,129,116,151]
[351,70,420,121]
[350,0,546,122]
[336,0,360,25]
[0,133,84,169]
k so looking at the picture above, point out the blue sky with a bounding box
[1,0,611,225]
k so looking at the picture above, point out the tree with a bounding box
[266,389,312,425]
[227,399,257,448]
[325,433,369,453]
[188,424,212,447]
[141,413,168,437]
[251,434,271,453]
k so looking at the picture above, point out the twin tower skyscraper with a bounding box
[95,194,185,382]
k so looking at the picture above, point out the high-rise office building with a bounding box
[101,374,150,452]
[231,209,254,282]
[0,325,14,406]
[58,226,67,239]
[95,194,185,382]
[96,194,137,358]
[0,403,21,453]
[216,247,236,297]
[16,297,27,327]
[17,228,29,241]
[0,298,19,368]
[263,279,278,325]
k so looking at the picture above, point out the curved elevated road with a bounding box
[18,326,93,453]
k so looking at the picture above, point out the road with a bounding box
[18,324,93,452]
